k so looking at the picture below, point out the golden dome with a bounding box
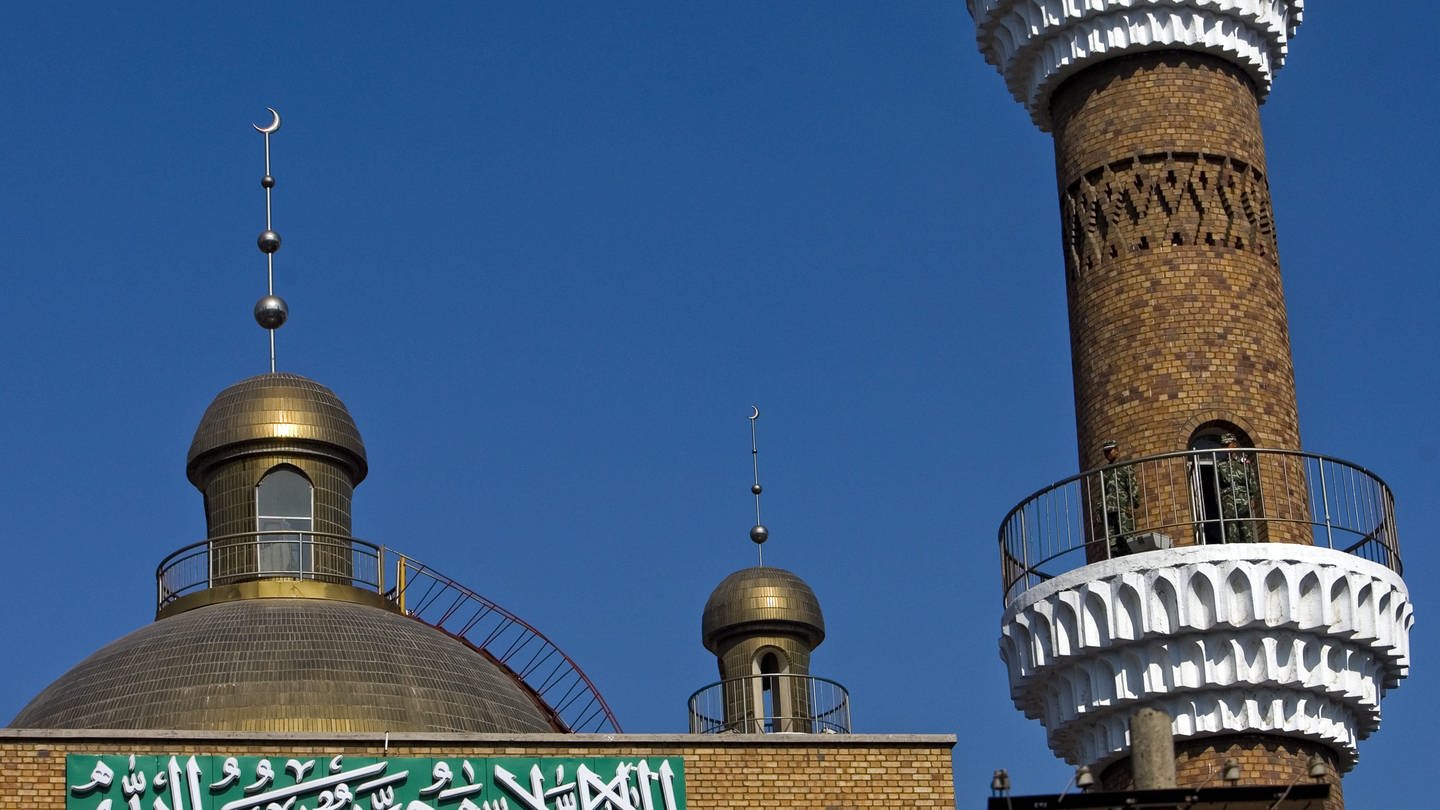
[11,598,562,732]
[701,566,825,653]
[186,372,367,486]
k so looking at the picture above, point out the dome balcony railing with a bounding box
[999,448,1402,603]
[156,531,389,599]
[687,674,851,734]
[156,533,621,734]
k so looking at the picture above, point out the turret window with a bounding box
[256,467,314,575]
[754,648,791,732]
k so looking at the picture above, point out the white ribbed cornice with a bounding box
[967,1,1304,130]
[998,544,1411,770]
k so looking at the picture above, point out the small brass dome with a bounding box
[11,598,562,732]
[701,566,825,653]
[186,372,367,485]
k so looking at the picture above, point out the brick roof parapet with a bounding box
[968,0,1304,130]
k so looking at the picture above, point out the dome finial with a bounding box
[748,404,768,564]
[251,107,288,372]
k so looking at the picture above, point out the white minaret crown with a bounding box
[968,0,1305,130]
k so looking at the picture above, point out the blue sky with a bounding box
[2,2,1436,804]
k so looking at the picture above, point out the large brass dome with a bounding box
[11,598,562,732]
[701,566,825,653]
[187,372,367,485]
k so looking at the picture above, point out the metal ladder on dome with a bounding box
[387,553,622,734]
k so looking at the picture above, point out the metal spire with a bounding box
[747,405,768,565]
[251,107,288,373]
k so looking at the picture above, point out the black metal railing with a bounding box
[687,674,851,734]
[157,531,386,601]
[999,448,1401,602]
[155,534,621,733]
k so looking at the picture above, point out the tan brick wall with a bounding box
[0,731,956,809]
[1101,734,1343,810]
[1050,50,1308,546]
[1051,51,1269,192]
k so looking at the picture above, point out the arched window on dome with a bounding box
[753,648,792,732]
[256,466,314,576]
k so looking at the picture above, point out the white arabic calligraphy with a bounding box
[152,756,205,810]
[68,755,681,810]
[494,761,678,810]
[245,760,275,794]
[70,760,114,795]
[219,761,388,810]
[212,758,242,791]
[120,755,145,810]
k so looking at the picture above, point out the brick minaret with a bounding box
[968,3,1412,806]
[1054,51,1299,471]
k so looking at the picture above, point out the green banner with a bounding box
[66,754,684,810]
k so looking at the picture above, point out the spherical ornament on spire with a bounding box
[261,174,275,189]
[257,229,282,254]
[749,524,768,545]
[751,484,762,495]
[254,295,289,330]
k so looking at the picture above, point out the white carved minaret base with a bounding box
[1000,544,1412,770]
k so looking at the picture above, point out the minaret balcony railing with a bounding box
[155,533,622,734]
[687,674,851,734]
[1000,448,1401,602]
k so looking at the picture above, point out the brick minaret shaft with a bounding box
[1053,51,1301,473]
[1051,50,1325,799]
[1102,735,1344,807]
[974,10,1410,807]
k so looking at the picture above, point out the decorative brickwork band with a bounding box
[1051,52,1302,471]
[1062,153,1278,278]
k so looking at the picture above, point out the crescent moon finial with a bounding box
[252,106,283,372]
[252,107,282,135]
[747,404,767,564]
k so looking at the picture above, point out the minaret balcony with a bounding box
[996,449,1412,769]
[688,674,851,734]
[1000,448,1402,603]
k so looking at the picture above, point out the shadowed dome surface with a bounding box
[11,598,562,732]
[186,372,367,484]
[702,566,825,652]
